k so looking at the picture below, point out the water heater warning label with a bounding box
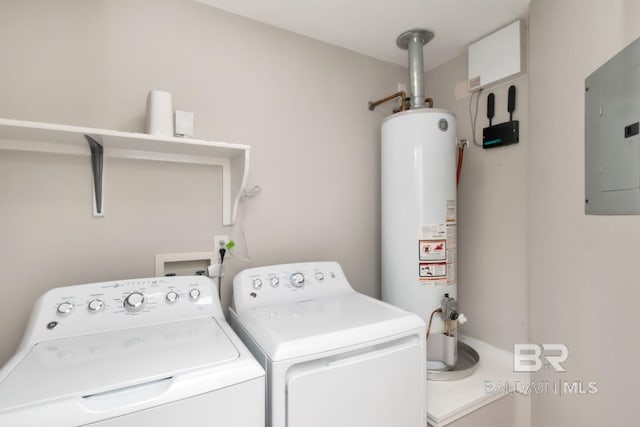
[419,223,457,287]
[419,262,447,281]
[419,240,446,261]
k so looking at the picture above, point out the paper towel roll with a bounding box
[145,90,174,136]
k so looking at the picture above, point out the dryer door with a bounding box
[286,335,425,427]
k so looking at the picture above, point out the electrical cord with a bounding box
[468,88,483,147]
[210,184,259,298]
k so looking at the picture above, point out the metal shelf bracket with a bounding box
[84,135,104,217]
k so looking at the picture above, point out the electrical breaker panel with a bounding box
[586,36,640,214]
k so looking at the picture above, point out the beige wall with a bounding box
[529,0,640,425]
[425,55,529,351]
[0,0,406,365]
[427,3,640,423]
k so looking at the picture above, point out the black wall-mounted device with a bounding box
[483,121,519,148]
[487,93,495,126]
[482,85,520,149]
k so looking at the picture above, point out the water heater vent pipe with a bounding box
[396,29,434,110]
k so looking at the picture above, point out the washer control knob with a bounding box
[252,279,263,290]
[124,292,145,312]
[290,273,305,288]
[270,277,280,287]
[87,299,104,313]
[165,291,179,304]
[56,302,74,316]
[188,288,201,301]
[314,272,325,282]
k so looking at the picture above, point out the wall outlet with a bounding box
[214,235,230,249]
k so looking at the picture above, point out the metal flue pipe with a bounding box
[396,29,434,109]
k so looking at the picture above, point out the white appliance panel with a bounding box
[20,275,220,348]
[235,293,424,361]
[0,318,237,409]
[88,377,264,427]
[286,336,423,427]
[231,261,353,314]
[230,262,427,427]
[0,275,265,427]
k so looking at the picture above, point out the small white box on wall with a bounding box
[175,110,194,137]
[468,20,525,91]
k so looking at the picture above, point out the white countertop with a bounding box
[426,336,530,426]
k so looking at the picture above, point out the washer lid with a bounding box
[0,317,239,411]
[234,293,425,361]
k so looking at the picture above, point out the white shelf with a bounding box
[0,118,250,225]
[426,336,530,426]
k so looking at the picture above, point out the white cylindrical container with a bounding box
[145,90,174,136]
[381,109,457,334]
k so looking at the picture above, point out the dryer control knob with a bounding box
[56,302,74,316]
[165,291,179,304]
[189,288,201,301]
[124,292,145,312]
[270,277,280,287]
[252,279,263,290]
[87,299,104,313]
[290,273,305,288]
[315,272,325,282]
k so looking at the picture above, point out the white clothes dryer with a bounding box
[0,275,265,427]
[229,261,426,427]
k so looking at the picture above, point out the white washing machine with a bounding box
[0,275,265,427]
[229,261,427,427]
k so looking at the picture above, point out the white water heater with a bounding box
[381,109,457,330]
[379,29,462,370]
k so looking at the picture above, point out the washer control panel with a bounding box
[232,261,354,314]
[24,276,220,346]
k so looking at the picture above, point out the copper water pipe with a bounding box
[368,91,408,112]
[368,92,434,112]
